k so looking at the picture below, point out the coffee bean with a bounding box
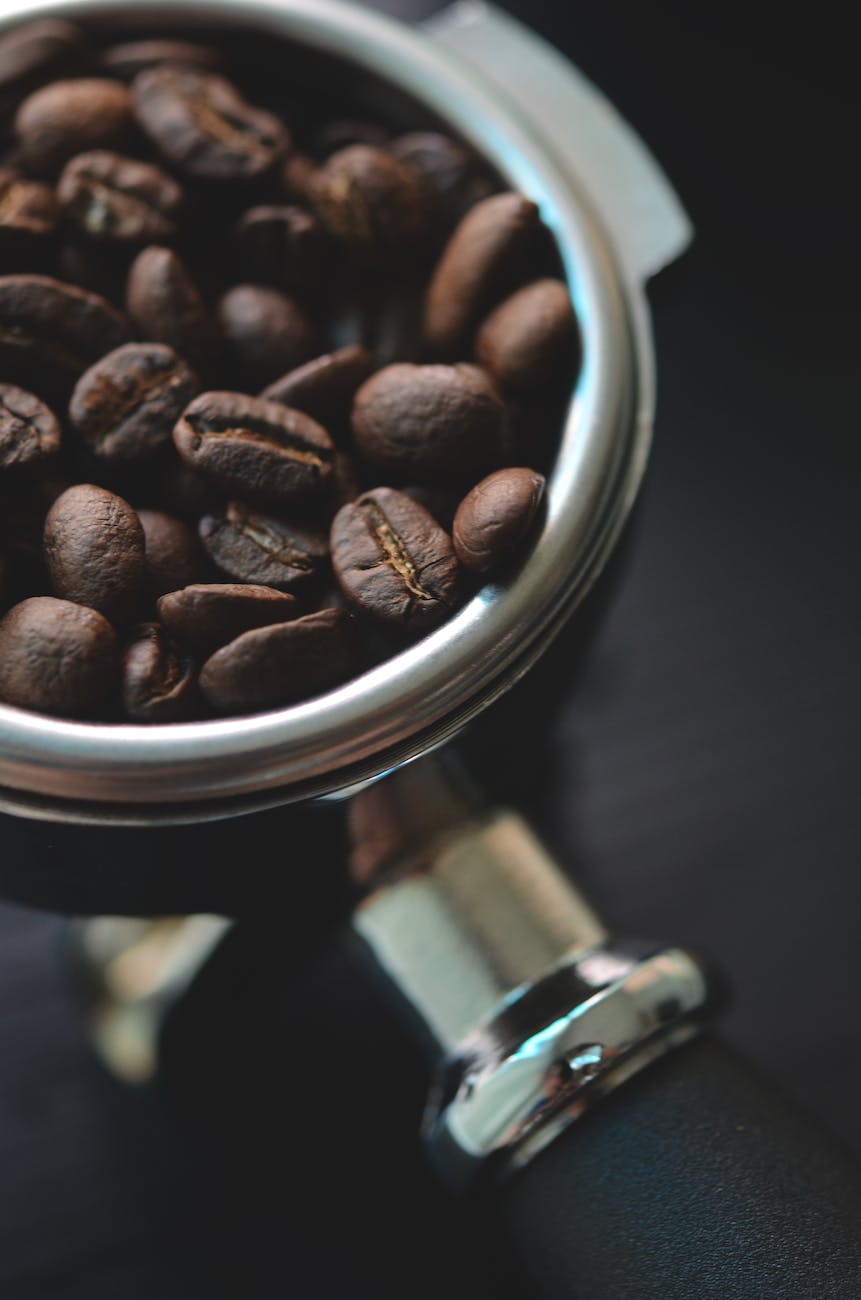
[69,343,199,464]
[312,145,426,261]
[199,606,356,715]
[174,391,333,504]
[331,487,459,628]
[261,343,373,430]
[157,582,297,650]
[138,509,203,597]
[0,383,61,472]
[452,467,545,575]
[43,483,145,618]
[234,204,325,293]
[0,595,117,718]
[216,285,318,389]
[0,166,59,251]
[121,620,197,721]
[199,501,329,592]
[0,273,133,391]
[0,20,89,123]
[100,39,223,82]
[14,78,133,176]
[125,245,217,375]
[352,363,506,483]
[390,132,493,231]
[424,192,540,355]
[132,66,288,182]
[311,119,391,159]
[58,150,184,244]
[281,151,319,205]
[475,278,578,392]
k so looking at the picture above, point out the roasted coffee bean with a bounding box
[312,145,426,261]
[0,383,61,472]
[217,285,318,389]
[132,66,288,182]
[199,606,356,715]
[311,119,391,159]
[174,391,333,504]
[158,582,297,650]
[331,486,459,629]
[121,620,196,721]
[101,39,223,82]
[234,205,325,293]
[69,343,199,463]
[0,273,133,389]
[138,509,203,596]
[352,363,506,483]
[281,151,319,205]
[0,167,59,250]
[43,483,145,618]
[452,467,545,575]
[424,192,540,355]
[126,245,217,375]
[0,20,89,123]
[199,501,329,592]
[14,78,133,176]
[390,132,493,231]
[475,278,578,392]
[58,150,184,244]
[0,595,117,718]
[261,343,373,430]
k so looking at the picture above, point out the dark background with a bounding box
[0,1,858,1296]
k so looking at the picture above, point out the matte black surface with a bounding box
[0,1,858,1296]
[503,1037,861,1299]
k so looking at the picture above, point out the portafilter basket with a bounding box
[0,0,690,826]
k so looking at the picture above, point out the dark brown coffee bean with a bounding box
[69,343,199,464]
[157,582,297,651]
[281,151,319,205]
[390,132,493,231]
[452,467,545,575]
[174,391,333,505]
[311,119,391,159]
[0,383,61,472]
[199,501,329,592]
[261,343,373,430]
[352,363,506,483]
[0,273,133,390]
[14,78,133,176]
[0,595,117,718]
[100,40,223,82]
[199,606,356,715]
[58,150,184,244]
[312,145,426,261]
[234,205,325,293]
[132,66,288,182]
[424,193,540,355]
[125,245,217,375]
[331,487,459,629]
[475,278,578,392]
[121,620,196,721]
[43,483,145,618]
[138,508,203,596]
[217,285,318,389]
[0,20,89,123]
[0,166,59,249]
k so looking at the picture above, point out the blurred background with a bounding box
[0,1,857,1296]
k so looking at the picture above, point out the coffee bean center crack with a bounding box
[361,501,434,601]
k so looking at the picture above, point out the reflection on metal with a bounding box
[74,915,231,1081]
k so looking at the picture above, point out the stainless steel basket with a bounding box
[0,0,691,824]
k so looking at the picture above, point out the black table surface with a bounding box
[1,1,858,1296]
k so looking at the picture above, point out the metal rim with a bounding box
[0,0,645,813]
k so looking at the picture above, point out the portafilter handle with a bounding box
[351,753,861,1297]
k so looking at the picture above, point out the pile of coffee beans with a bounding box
[0,19,580,722]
